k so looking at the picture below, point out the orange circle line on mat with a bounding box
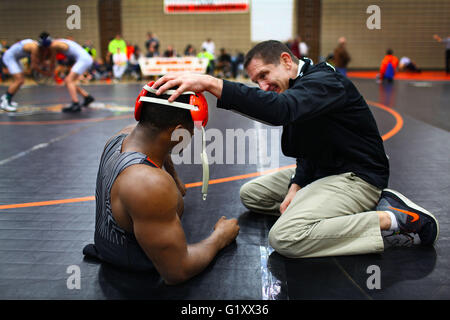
[0,101,403,210]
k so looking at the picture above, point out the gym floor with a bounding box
[0,76,449,300]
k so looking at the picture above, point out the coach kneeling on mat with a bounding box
[152,40,439,259]
[83,84,239,285]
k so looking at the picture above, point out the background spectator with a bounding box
[163,45,176,57]
[433,34,450,74]
[299,36,309,58]
[290,36,301,59]
[197,47,215,75]
[399,56,421,73]
[231,51,245,79]
[201,38,215,57]
[216,48,232,78]
[127,45,142,80]
[378,49,399,83]
[126,41,135,61]
[83,40,97,59]
[145,32,160,57]
[333,37,351,76]
[0,40,8,81]
[108,34,127,64]
[112,47,127,81]
[146,41,159,58]
[92,57,111,80]
[184,44,196,56]
[298,37,309,58]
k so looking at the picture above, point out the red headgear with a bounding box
[134,81,208,129]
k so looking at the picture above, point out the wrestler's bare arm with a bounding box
[117,166,239,285]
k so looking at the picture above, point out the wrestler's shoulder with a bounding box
[118,165,179,217]
[119,164,177,196]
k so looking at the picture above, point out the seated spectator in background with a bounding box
[163,45,176,58]
[126,41,135,61]
[108,34,127,68]
[112,47,128,81]
[184,44,196,56]
[399,56,421,73]
[197,47,215,75]
[333,37,351,76]
[127,45,142,80]
[378,49,399,83]
[231,51,245,79]
[91,58,110,80]
[216,48,232,78]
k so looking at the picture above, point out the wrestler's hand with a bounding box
[152,72,223,102]
[280,183,301,214]
[214,216,240,249]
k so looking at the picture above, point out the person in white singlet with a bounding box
[41,33,95,112]
[1,39,40,112]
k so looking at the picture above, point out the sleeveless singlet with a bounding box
[57,38,90,60]
[5,39,34,60]
[83,134,159,271]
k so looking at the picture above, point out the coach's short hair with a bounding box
[244,40,299,69]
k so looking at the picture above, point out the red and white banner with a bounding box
[138,57,209,76]
[164,0,249,14]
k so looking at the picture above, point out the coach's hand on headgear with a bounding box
[152,72,217,102]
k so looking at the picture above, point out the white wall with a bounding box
[251,0,294,42]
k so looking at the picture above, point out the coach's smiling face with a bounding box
[246,52,298,93]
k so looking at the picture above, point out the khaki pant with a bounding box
[240,168,384,258]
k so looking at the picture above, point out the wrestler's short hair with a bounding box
[244,40,299,69]
[139,92,194,132]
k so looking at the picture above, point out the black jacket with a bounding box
[216,59,389,189]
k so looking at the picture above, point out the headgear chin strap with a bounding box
[135,81,210,200]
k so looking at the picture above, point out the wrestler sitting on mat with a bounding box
[83,84,239,285]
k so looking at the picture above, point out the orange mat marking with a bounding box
[0,101,402,210]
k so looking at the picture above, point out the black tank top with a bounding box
[83,134,158,271]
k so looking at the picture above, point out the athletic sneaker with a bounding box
[62,102,81,113]
[376,189,439,246]
[82,95,94,107]
[0,94,17,112]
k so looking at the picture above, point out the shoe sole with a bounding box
[1,98,17,112]
[1,105,17,112]
[384,188,439,245]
